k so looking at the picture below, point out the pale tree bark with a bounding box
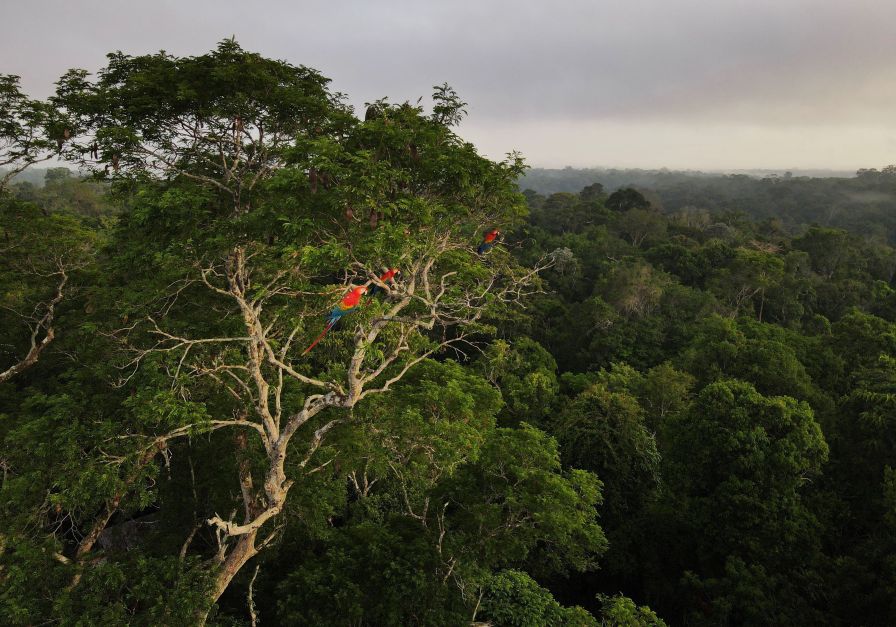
[730,284,763,317]
[247,564,260,627]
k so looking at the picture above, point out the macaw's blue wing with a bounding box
[307,297,363,356]
[478,242,494,255]
[327,308,346,325]
[328,301,360,325]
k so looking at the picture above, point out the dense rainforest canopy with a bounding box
[2,42,896,626]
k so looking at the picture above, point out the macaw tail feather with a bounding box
[368,285,383,297]
[302,320,336,355]
[478,243,492,255]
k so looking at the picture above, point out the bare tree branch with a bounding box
[0,266,68,383]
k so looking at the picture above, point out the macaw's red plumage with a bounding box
[478,229,501,255]
[339,286,368,310]
[303,286,368,355]
[369,268,401,297]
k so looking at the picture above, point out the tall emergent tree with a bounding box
[660,380,828,624]
[44,40,548,619]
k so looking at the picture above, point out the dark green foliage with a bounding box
[502,174,896,625]
[0,538,212,627]
[658,380,828,625]
[436,424,608,576]
[53,556,214,627]
[606,188,651,213]
[476,337,559,426]
[275,520,469,626]
[479,570,597,627]
[597,593,667,627]
[551,378,660,528]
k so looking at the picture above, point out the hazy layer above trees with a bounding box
[0,167,47,186]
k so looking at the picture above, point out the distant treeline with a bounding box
[519,167,857,195]
[0,166,52,186]
[520,166,896,244]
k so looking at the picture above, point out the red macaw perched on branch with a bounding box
[303,285,368,355]
[477,228,501,255]
[369,267,401,297]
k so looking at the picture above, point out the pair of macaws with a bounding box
[304,228,500,355]
[302,267,401,355]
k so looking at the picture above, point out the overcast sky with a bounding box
[3,0,895,171]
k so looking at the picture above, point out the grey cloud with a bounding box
[2,0,895,169]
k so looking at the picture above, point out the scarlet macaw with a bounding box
[369,267,401,297]
[477,229,501,255]
[303,286,368,355]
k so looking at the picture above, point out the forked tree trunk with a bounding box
[197,429,294,625]
[198,531,259,626]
